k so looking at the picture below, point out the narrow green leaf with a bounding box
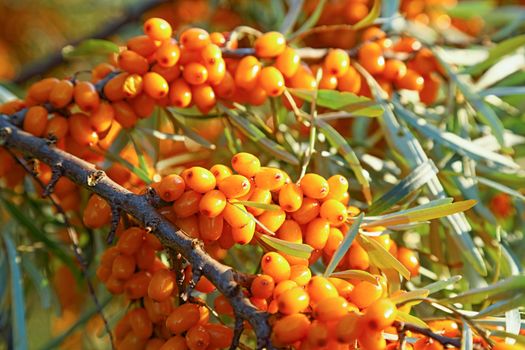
[128,133,152,184]
[280,0,304,35]
[473,295,525,318]
[446,0,493,19]
[137,127,186,142]
[257,234,313,259]
[102,148,151,184]
[358,235,411,280]
[442,275,525,304]
[389,289,429,306]
[289,0,327,39]
[289,88,383,117]
[369,160,438,215]
[22,256,51,309]
[467,34,525,75]
[329,269,379,284]
[316,119,371,203]
[476,176,525,201]
[220,105,300,165]
[323,214,363,277]
[423,275,462,294]
[461,320,474,350]
[165,109,216,150]
[235,201,281,211]
[62,39,119,59]
[2,233,28,350]
[396,311,428,329]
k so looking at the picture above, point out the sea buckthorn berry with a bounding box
[324,227,344,256]
[206,58,226,85]
[210,164,232,182]
[419,72,441,105]
[383,59,407,81]
[201,44,222,66]
[199,190,226,217]
[112,100,138,128]
[127,35,158,57]
[199,214,224,241]
[223,202,251,228]
[209,32,226,46]
[254,167,286,191]
[174,215,200,239]
[251,274,275,299]
[103,72,128,101]
[247,188,272,216]
[345,2,369,24]
[306,320,332,348]
[324,49,350,78]
[347,241,369,270]
[123,74,143,98]
[362,298,397,331]
[320,199,348,226]
[292,198,320,225]
[305,217,330,250]
[315,296,349,322]
[358,329,387,350]
[180,28,210,51]
[396,69,424,91]
[183,62,208,85]
[288,65,317,90]
[214,294,234,316]
[319,72,338,90]
[118,332,148,349]
[158,174,185,202]
[289,264,311,286]
[49,79,74,108]
[159,336,186,350]
[23,105,48,137]
[185,167,216,193]
[173,190,203,218]
[273,314,310,345]
[258,207,286,233]
[69,113,98,146]
[338,65,361,93]
[118,50,149,75]
[27,77,59,103]
[186,325,210,350]
[358,42,386,75]
[143,17,172,41]
[428,320,460,337]
[152,63,181,83]
[214,70,236,98]
[261,252,291,283]
[112,254,136,280]
[258,66,285,97]
[300,173,329,199]
[145,338,165,350]
[192,83,216,114]
[136,244,155,270]
[397,247,420,277]
[350,280,383,309]
[143,72,169,99]
[231,216,256,244]
[129,308,153,339]
[169,78,192,107]
[336,312,361,343]
[155,40,180,68]
[235,55,262,90]
[204,324,233,349]
[362,26,386,42]
[45,115,68,139]
[306,276,338,305]
[218,175,251,199]
[250,297,268,311]
[254,31,286,58]
[117,227,145,255]
[275,46,300,78]
[246,86,267,106]
[166,303,200,334]
[326,174,349,199]
[74,81,99,112]
[231,152,260,177]
[279,183,303,212]
[277,219,303,243]
[278,286,309,314]
[83,194,111,228]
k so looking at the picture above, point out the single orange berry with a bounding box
[254,167,286,191]
[349,280,383,309]
[172,190,203,218]
[300,173,329,199]
[74,81,100,112]
[279,183,303,212]
[251,274,275,299]
[23,106,48,137]
[183,62,208,85]
[261,252,291,283]
[276,220,303,243]
[166,303,200,334]
[158,174,186,202]
[278,286,310,314]
[231,152,260,177]
[180,28,210,51]
[155,40,180,68]
[118,50,149,75]
[272,314,310,345]
[320,199,348,226]
[143,72,169,99]
[396,69,424,91]
[306,276,338,305]
[247,188,272,216]
[254,31,286,58]
[258,66,285,97]
[191,83,216,114]
[275,46,300,78]
[199,190,227,217]
[143,17,172,41]
[169,78,192,107]
[324,49,350,78]
[49,79,74,108]
[362,298,397,331]
[234,56,262,90]
[231,216,256,244]
[210,164,233,182]
[292,198,320,225]
[184,167,216,193]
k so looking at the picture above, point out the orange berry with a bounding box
[69,113,98,146]
[362,27,387,42]
[337,66,361,93]
[419,73,441,105]
[320,199,348,226]
[336,312,361,343]
[23,105,48,137]
[191,83,216,113]
[158,174,186,202]
[254,167,286,191]
[83,194,111,229]
[254,31,286,58]
[103,72,128,101]
[180,28,210,51]
[112,100,138,128]
[159,336,186,349]
[218,175,251,199]
[118,50,149,75]
[127,35,158,57]
[258,66,285,97]
[275,46,300,78]
[136,244,156,271]
[231,217,256,244]
[231,152,261,177]
[222,202,251,228]
[172,190,203,218]
[358,42,385,75]
[347,242,370,270]
[362,298,397,331]
[258,207,286,233]
[277,220,303,243]
[214,294,233,316]
[326,175,348,199]
[289,264,312,286]
[247,188,272,216]
[206,58,226,85]
[117,227,145,255]
[204,323,233,349]
[235,56,262,90]
[183,63,208,85]
[288,65,317,90]
[209,32,226,46]
[261,252,291,283]
[306,276,338,305]
[305,217,330,250]
[186,325,210,350]
[129,308,153,339]
[45,115,68,139]
[396,69,424,91]
[349,280,383,309]
[201,44,222,66]
[143,72,169,99]
[27,77,59,103]
[345,2,369,24]
[122,74,143,98]
[210,164,232,182]
[74,81,100,112]
[383,59,407,81]
[166,303,200,334]
[397,247,420,277]
[315,296,349,322]
[300,173,329,199]
[49,79,74,108]
[358,328,386,350]
[112,254,136,280]
[251,274,275,299]
[324,227,344,256]
[324,49,350,78]
[199,213,224,241]
[278,183,303,212]
[144,18,172,41]
[155,40,180,68]
[278,286,310,314]
[169,78,192,107]
[214,70,236,98]
[273,314,310,345]
[199,190,226,217]
[184,167,216,193]
[292,197,320,225]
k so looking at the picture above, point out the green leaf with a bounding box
[128,133,152,184]
[467,34,525,75]
[1,200,77,276]
[219,105,300,165]
[2,233,28,350]
[476,176,525,201]
[0,84,18,102]
[102,148,151,184]
[280,0,304,35]
[165,109,216,150]
[423,275,462,294]
[289,88,383,117]
[257,234,313,259]
[442,275,525,304]
[329,269,379,284]
[446,1,494,19]
[352,0,381,30]
[393,101,518,170]
[462,320,474,350]
[358,235,411,280]
[396,311,428,329]
[137,127,186,142]
[323,214,363,277]
[473,294,525,318]
[369,160,438,215]
[289,0,327,39]
[389,289,429,306]
[315,119,371,203]
[62,39,119,59]
[490,330,525,346]
[234,201,281,211]
[22,256,51,309]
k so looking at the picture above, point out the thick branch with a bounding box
[0,115,272,349]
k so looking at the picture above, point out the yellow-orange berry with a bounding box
[144,17,172,41]
[251,274,275,299]
[23,106,48,137]
[49,79,74,108]
[199,190,226,217]
[235,56,262,90]
[155,40,180,68]
[273,314,310,345]
[315,296,349,322]
[300,173,329,199]
[305,217,330,250]
[362,298,397,331]
[261,252,291,283]
[143,72,169,99]
[258,66,285,97]
[275,46,300,78]
[278,286,309,314]
[324,49,350,78]
[254,31,286,58]
[231,152,261,177]
[320,199,348,226]
[158,174,186,202]
[180,28,210,51]
[184,167,216,193]
[254,167,286,191]
[218,175,251,199]
[169,78,192,107]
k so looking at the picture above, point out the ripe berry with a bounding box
[74,81,100,112]
[201,44,222,66]
[27,77,59,103]
[254,31,286,58]
[292,198,320,225]
[158,174,186,202]
[324,49,350,77]
[143,72,169,99]
[218,175,251,199]
[247,188,272,216]
[231,152,260,177]
[235,56,262,90]
[362,298,397,331]
[336,312,361,343]
[419,73,441,105]
[169,78,192,107]
[83,195,111,228]
[117,227,145,255]
[191,83,216,114]
[315,296,349,322]
[383,59,407,81]
[358,42,385,75]
[127,35,158,57]
[305,217,330,250]
[184,167,216,193]
[204,324,233,348]
[338,66,362,93]
[206,58,226,85]
[210,164,233,182]
[118,50,149,75]
[23,105,48,137]
[155,40,180,68]
[166,303,200,334]
[275,46,300,78]
[324,227,344,256]
[44,114,67,139]
[49,79,74,108]
[261,252,291,283]
[272,314,310,345]
[129,308,153,339]
[278,286,309,314]
[306,276,338,305]
[254,167,286,191]
[199,214,224,241]
[112,100,138,128]
[258,207,286,233]
[397,247,420,277]
[258,66,285,97]
[199,190,226,217]
[320,199,348,226]
[277,220,303,243]
[347,241,370,270]
[186,325,210,350]
[172,190,203,218]
[144,17,172,41]
[251,274,275,299]
[300,173,329,199]
[289,264,312,286]
[69,113,98,146]
[183,62,209,85]
[396,69,424,91]
[112,254,136,280]
[222,202,251,228]
[349,280,383,309]
[231,217,256,244]
[180,28,210,51]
